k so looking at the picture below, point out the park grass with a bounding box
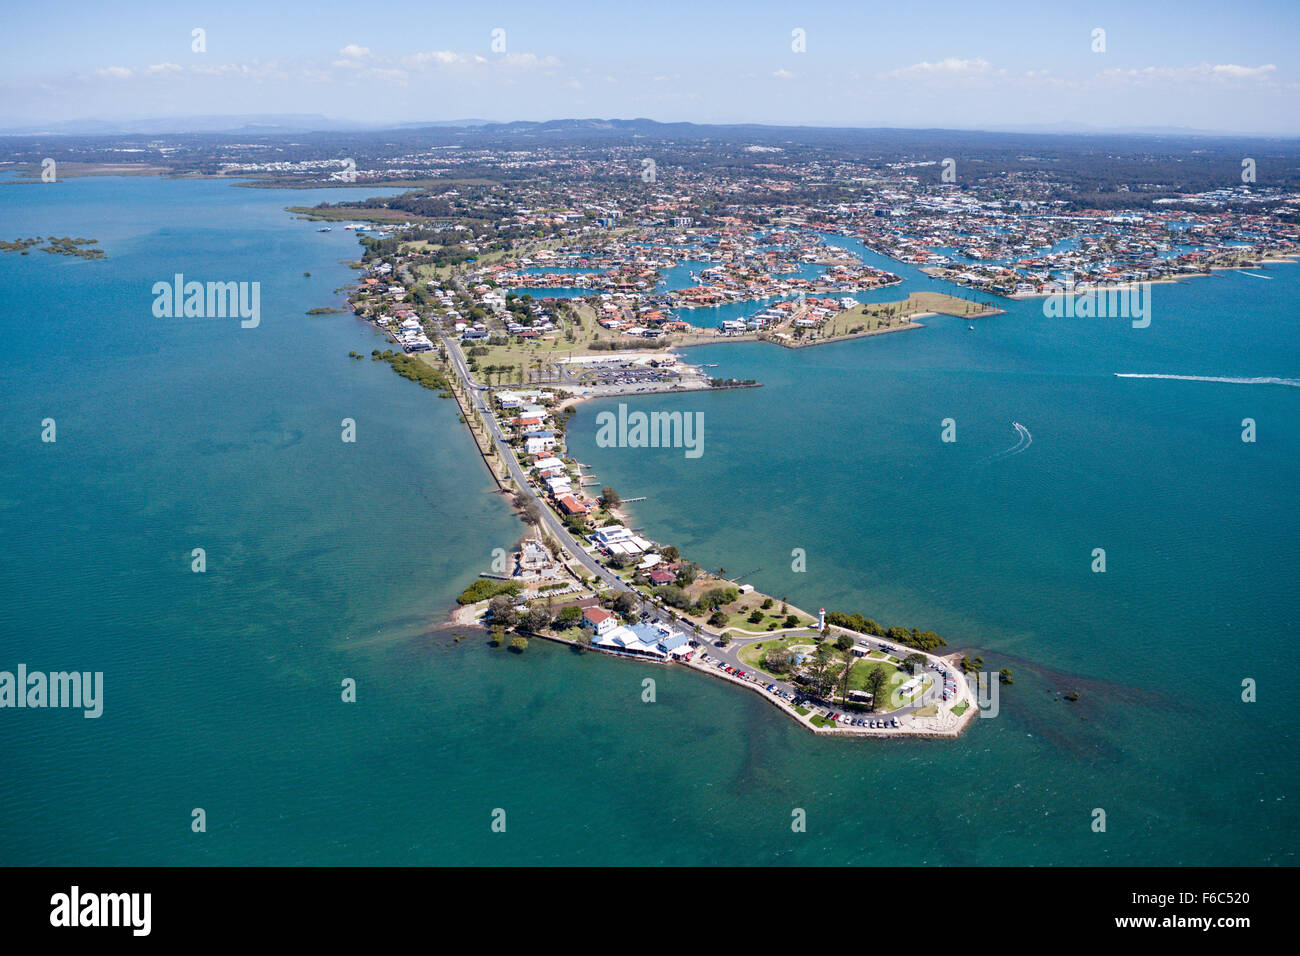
[951,700,969,717]
[796,291,1000,342]
[737,632,820,672]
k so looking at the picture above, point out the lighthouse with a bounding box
[818,608,825,629]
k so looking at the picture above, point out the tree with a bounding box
[783,614,799,628]
[904,653,927,675]
[599,486,621,510]
[525,605,552,632]
[556,605,581,627]
[835,634,853,652]
[761,597,774,610]
[836,656,854,704]
[765,648,793,673]
[661,545,679,562]
[488,594,518,627]
[612,591,638,615]
[810,644,837,698]
[489,626,507,647]
[999,668,1014,685]
[748,610,764,624]
[864,664,888,711]
[509,636,529,653]
[708,610,728,628]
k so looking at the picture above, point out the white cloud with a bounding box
[146,63,182,75]
[338,45,370,59]
[889,57,993,78]
[407,50,472,67]
[772,68,795,80]
[96,66,132,79]
[1098,63,1278,85]
[1211,63,1275,78]
[500,52,560,69]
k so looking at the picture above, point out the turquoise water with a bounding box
[1,177,1296,865]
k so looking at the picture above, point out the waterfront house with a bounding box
[556,495,588,516]
[582,607,618,636]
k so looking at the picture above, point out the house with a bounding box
[556,494,588,516]
[647,568,677,586]
[581,607,618,636]
[525,433,557,455]
[588,526,652,555]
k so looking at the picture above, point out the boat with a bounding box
[968,325,974,330]
[317,227,332,232]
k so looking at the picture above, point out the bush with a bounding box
[458,579,521,605]
[654,585,692,610]
[707,610,728,628]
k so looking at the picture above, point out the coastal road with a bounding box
[436,327,634,597]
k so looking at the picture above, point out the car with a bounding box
[869,719,877,728]
[892,717,900,728]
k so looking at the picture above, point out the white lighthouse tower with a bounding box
[818,608,825,629]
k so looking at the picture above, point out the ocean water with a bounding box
[1,176,1295,865]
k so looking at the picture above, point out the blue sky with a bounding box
[1,0,1297,133]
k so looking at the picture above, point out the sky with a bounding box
[1,0,1297,134]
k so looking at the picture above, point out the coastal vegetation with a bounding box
[457,578,521,605]
[826,611,947,651]
[371,349,452,395]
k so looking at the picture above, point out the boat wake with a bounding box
[1241,272,1272,279]
[1115,373,1300,388]
[982,421,1033,463]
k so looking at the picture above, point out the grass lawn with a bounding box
[738,632,819,673]
[810,714,838,728]
[846,661,934,713]
[849,657,902,692]
[794,705,810,716]
[913,705,939,718]
[951,700,969,717]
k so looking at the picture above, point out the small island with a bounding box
[1,236,106,259]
